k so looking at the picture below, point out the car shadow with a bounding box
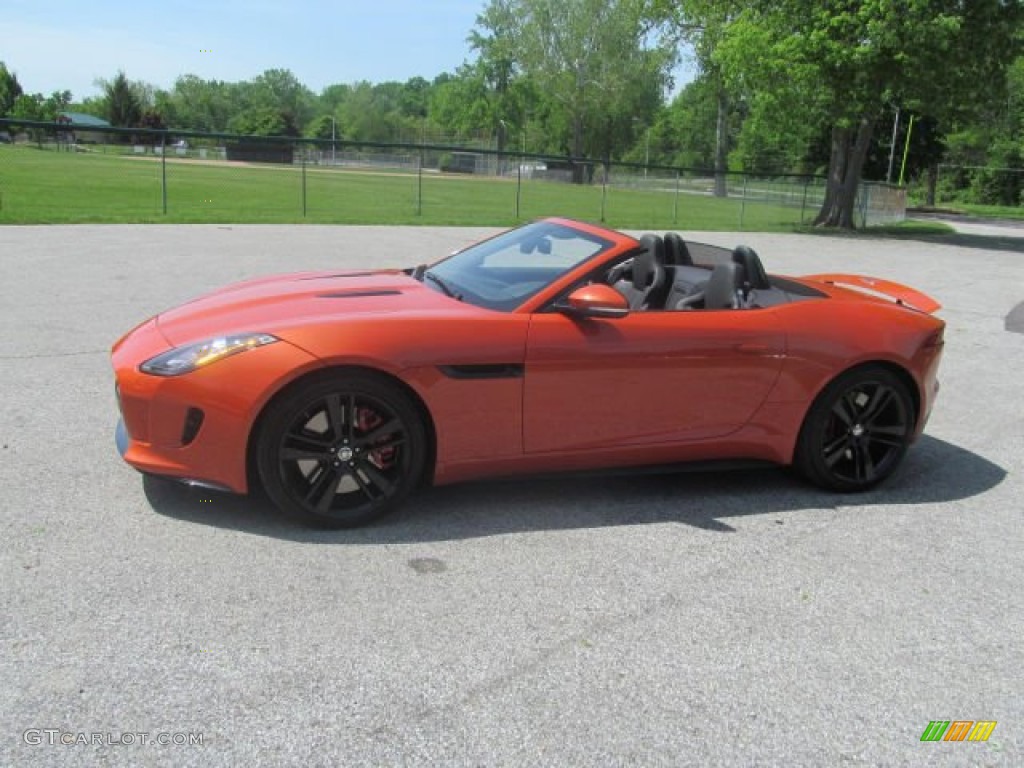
[901,232,1024,253]
[143,434,1007,544]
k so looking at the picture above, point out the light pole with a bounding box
[886,108,899,184]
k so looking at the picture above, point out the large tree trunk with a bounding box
[713,71,728,198]
[814,118,875,228]
[815,125,849,223]
[926,163,938,207]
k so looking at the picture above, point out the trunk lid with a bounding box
[801,273,942,314]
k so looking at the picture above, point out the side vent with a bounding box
[438,364,524,380]
[182,407,205,445]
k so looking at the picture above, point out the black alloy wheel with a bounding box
[257,373,426,527]
[796,366,915,492]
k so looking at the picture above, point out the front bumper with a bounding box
[115,417,129,457]
[112,319,323,493]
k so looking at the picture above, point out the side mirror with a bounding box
[556,284,629,319]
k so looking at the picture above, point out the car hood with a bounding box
[154,269,469,345]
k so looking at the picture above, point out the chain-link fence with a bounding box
[0,118,904,228]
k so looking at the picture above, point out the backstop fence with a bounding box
[0,118,903,229]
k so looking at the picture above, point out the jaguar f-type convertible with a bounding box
[112,218,944,527]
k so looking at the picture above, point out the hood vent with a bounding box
[299,271,378,280]
[317,290,402,299]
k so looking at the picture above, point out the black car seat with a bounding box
[705,261,744,308]
[616,235,668,310]
[731,245,770,302]
[673,261,744,310]
[664,232,694,266]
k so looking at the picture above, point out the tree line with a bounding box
[2,0,1023,227]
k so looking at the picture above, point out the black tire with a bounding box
[256,372,426,528]
[795,365,915,492]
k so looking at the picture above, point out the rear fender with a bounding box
[803,274,941,314]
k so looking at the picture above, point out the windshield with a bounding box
[422,221,614,311]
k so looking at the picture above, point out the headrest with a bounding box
[632,235,664,289]
[705,261,742,309]
[731,245,770,290]
[664,232,693,266]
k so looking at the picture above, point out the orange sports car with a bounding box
[112,218,944,527]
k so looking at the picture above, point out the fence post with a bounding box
[161,133,167,215]
[417,147,424,216]
[739,174,748,230]
[800,178,809,224]
[301,144,307,218]
[600,162,609,222]
[515,153,522,219]
[673,170,680,226]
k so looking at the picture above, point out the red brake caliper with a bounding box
[355,407,396,469]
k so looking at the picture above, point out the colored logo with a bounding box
[920,721,997,742]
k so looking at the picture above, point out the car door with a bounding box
[522,308,786,454]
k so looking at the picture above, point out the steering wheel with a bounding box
[606,259,632,285]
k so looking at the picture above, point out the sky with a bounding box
[1,0,489,100]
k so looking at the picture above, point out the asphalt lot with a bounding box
[1,222,1022,767]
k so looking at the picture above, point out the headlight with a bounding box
[140,333,278,376]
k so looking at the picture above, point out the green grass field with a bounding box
[949,202,1024,221]
[0,144,815,230]
[0,145,957,236]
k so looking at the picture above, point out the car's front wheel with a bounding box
[795,365,915,492]
[256,372,427,528]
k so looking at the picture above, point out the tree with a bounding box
[138,109,163,129]
[430,65,495,140]
[319,83,353,116]
[306,84,353,142]
[11,93,45,122]
[227,106,292,137]
[476,0,673,180]
[0,61,23,116]
[470,0,521,156]
[48,90,72,113]
[937,54,1024,206]
[398,76,431,120]
[247,69,314,134]
[655,74,740,170]
[336,81,394,142]
[650,0,745,195]
[328,80,435,143]
[159,75,233,132]
[10,92,59,145]
[716,1,1023,228]
[304,114,338,141]
[98,70,143,129]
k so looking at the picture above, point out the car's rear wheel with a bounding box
[256,373,426,528]
[795,365,915,492]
